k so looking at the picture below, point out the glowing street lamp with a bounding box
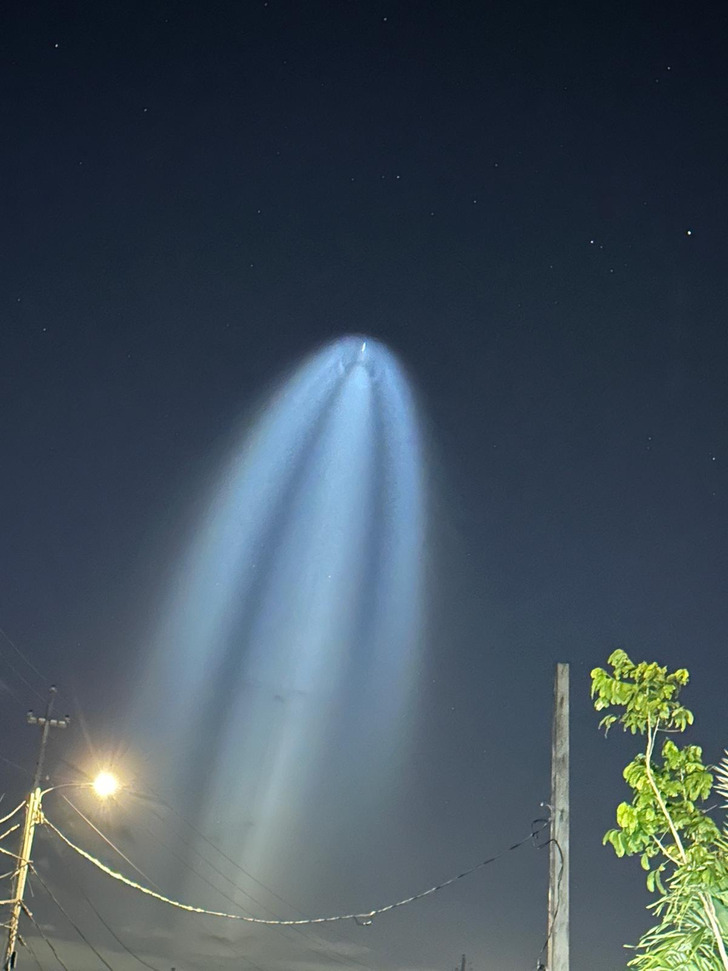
[92,771,119,798]
[3,770,120,969]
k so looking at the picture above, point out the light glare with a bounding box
[92,771,119,797]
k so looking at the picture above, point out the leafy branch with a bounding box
[591,650,728,970]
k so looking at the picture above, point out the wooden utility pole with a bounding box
[4,687,69,970]
[547,663,569,971]
[459,955,466,971]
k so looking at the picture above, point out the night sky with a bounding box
[2,2,728,970]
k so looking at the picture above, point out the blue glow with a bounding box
[132,335,428,879]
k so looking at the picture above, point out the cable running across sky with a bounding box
[0,802,24,828]
[44,815,548,927]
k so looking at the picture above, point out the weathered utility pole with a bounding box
[547,663,569,971]
[459,955,466,971]
[4,686,69,970]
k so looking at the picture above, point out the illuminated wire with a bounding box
[0,626,46,682]
[0,629,46,703]
[0,824,21,859]
[61,795,161,890]
[1,820,22,840]
[57,837,271,971]
[0,678,29,712]
[22,901,71,971]
[124,802,378,971]
[1,821,21,841]
[0,753,33,777]
[142,791,310,913]
[63,791,330,971]
[134,799,288,913]
[46,814,546,926]
[138,792,380,967]
[0,663,43,705]
[125,808,273,913]
[0,801,24,827]
[31,867,116,970]
[51,812,352,971]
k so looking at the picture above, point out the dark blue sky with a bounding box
[1,2,727,969]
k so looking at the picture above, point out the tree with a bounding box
[591,649,728,970]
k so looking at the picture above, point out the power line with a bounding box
[0,679,30,714]
[0,803,24,829]
[0,754,33,778]
[124,799,294,917]
[139,790,307,913]
[0,629,46,684]
[0,660,44,706]
[0,823,22,860]
[35,833,163,971]
[19,932,43,971]
[61,796,161,891]
[30,867,116,971]
[0,629,46,704]
[119,800,378,971]
[76,884,162,971]
[46,814,546,927]
[61,789,377,971]
[47,831,269,971]
[535,834,565,971]
[21,901,71,971]
[136,791,380,969]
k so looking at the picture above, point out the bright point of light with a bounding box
[92,771,119,797]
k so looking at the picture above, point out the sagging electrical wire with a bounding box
[134,790,381,966]
[122,800,379,971]
[127,799,293,917]
[64,788,325,971]
[30,866,117,971]
[533,803,565,971]
[0,822,21,849]
[20,931,44,971]
[45,813,548,927]
[76,883,163,971]
[49,835,268,971]
[142,788,314,912]
[62,795,162,891]
[112,791,379,971]
[0,801,24,828]
[21,900,71,971]
[138,787,390,968]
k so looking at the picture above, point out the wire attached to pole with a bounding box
[44,814,548,928]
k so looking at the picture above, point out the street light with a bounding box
[92,771,119,798]
[3,775,120,969]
